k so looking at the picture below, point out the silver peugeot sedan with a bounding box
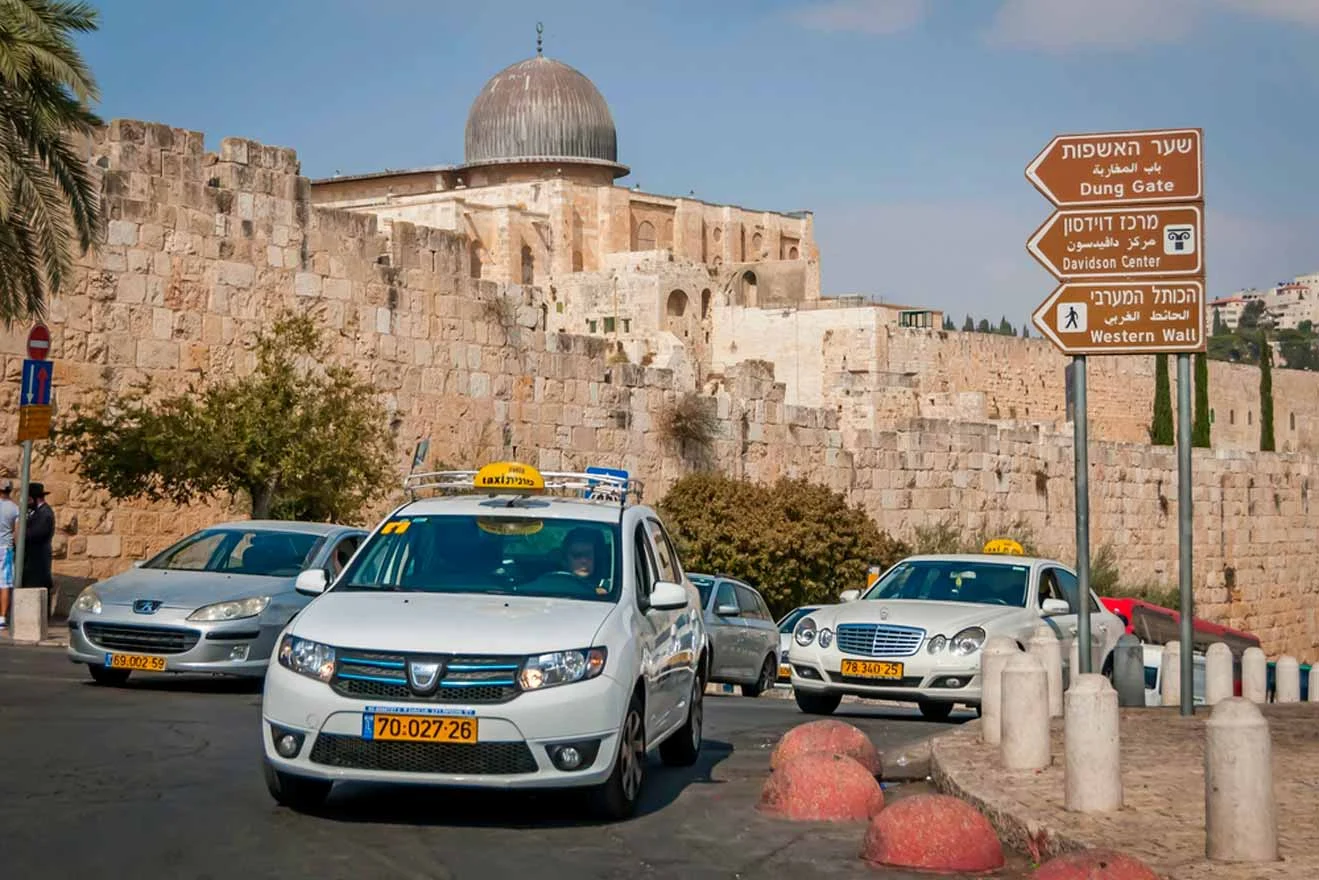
[66,520,368,686]
[688,572,781,697]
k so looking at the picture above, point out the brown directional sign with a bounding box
[17,404,51,442]
[1027,204,1202,280]
[1031,280,1206,355]
[1026,128,1202,207]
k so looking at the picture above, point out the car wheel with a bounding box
[918,700,955,721]
[589,691,647,821]
[263,759,332,812]
[660,672,703,767]
[741,654,776,698]
[794,690,842,715]
[88,665,131,686]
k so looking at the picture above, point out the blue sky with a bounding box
[77,0,1319,326]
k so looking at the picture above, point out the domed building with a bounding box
[310,37,833,382]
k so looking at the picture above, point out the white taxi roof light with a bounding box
[402,460,642,506]
[983,538,1025,556]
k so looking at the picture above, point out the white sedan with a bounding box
[787,552,1124,720]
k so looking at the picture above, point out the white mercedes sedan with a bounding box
[787,551,1124,720]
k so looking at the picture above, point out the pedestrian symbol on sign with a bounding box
[1058,302,1087,333]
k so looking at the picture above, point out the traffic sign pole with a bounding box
[1073,357,1092,676]
[1177,353,1194,715]
[13,440,31,591]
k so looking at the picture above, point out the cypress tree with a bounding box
[1151,353,1174,445]
[1260,330,1276,451]
[1192,352,1211,447]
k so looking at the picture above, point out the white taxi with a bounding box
[259,462,707,820]
[787,541,1124,719]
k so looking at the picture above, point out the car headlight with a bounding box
[72,587,102,615]
[277,634,336,682]
[187,596,271,622]
[927,634,948,654]
[818,627,834,649]
[794,616,818,647]
[949,626,987,656]
[518,648,607,690]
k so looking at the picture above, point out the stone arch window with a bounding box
[712,226,722,243]
[470,244,484,279]
[736,270,757,306]
[666,289,688,318]
[663,218,674,245]
[572,249,584,272]
[1229,410,1235,425]
[521,245,534,285]
[789,246,799,259]
[751,232,763,256]
[1291,412,1296,430]
[1248,410,1253,426]
[700,288,712,319]
[635,220,656,251]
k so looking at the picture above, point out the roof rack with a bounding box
[402,468,644,507]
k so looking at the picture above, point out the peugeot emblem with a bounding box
[407,658,444,694]
[132,599,162,615]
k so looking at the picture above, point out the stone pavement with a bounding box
[931,704,1319,879]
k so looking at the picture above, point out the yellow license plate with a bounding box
[840,659,904,680]
[365,713,478,743]
[105,653,166,671]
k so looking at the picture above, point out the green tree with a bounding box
[1238,299,1265,331]
[977,318,991,333]
[0,0,104,322]
[1260,329,1275,451]
[942,314,955,331]
[1212,309,1226,336]
[658,473,909,618]
[1192,351,1211,447]
[962,315,974,331]
[997,316,1014,335]
[52,310,399,521]
[1021,323,1030,339]
[1151,353,1174,445]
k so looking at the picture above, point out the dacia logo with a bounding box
[133,600,162,615]
[407,658,444,694]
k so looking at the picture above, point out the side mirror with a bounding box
[131,560,146,569]
[839,589,860,602]
[1041,598,1070,615]
[649,580,688,611]
[295,568,329,597]
[715,603,740,617]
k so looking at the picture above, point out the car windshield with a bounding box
[777,606,818,633]
[335,513,622,602]
[863,559,1030,607]
[143,528,324,578]
[688,574,716,608]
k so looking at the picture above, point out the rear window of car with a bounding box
[688,574,715,608]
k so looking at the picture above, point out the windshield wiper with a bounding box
[335,583,403,592]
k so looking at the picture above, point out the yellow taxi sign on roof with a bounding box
[983,538,1025,556]
[474,461,545,492]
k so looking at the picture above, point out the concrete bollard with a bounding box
[1000,652,1050,771]
[1064,674,1122,812]
[1160,640,1181,707]
[979,636,1020,746]
[1242,647,1267,703]
[1274,656,1300,703]
[1204,642,1234,706]
[1028,625,1064,718]
[1309,664,1319,703]
[1204,698,1278,863]
[11,588,48,644]
[1112,633,1145,707]
[1066,632,1101,689]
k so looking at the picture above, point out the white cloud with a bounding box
[983,0,1201,52]
[788,0,929,35]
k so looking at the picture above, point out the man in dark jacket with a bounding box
[23,483,54,608]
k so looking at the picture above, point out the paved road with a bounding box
[0,646,1029,879]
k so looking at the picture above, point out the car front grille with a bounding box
[308,735,538,775]
[331,651,522,704]
[83,622,201,655]
[835,623,925,658]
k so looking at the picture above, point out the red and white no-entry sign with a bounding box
[27,322,50,360]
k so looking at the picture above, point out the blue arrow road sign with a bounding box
[21,358,53,407]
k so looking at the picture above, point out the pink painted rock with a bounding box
[758,752,885,821]
[1033,850,1161,879]
[769,719,882,775]
[860,793,1004,873]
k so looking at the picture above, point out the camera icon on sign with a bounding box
[1164,224,1195,256]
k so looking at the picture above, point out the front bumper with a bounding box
[66,608,284,677]
[788,648,982,704]
[260,661,628,790]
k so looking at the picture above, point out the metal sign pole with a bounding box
[1176,353,1194,715]
[13,439,32,589]
[1074,356,1092,675]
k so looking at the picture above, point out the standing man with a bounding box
[23,482,54,614]
[0,479,19,630]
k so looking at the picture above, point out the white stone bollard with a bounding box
[980,636,1021,746]
[1000,652,1051,771]
[1160,640,1181,707]
[1204,698,1278,863]
[1204,642,1234,706]
[1309,663,1319,703]
[1242,646,1268,703]
[11,588,48,644]
[1064,673,1122,812]
[1028,625,1064,718]
[1274,656,1300,703]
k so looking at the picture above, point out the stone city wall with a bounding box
[0,119,1315,661]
